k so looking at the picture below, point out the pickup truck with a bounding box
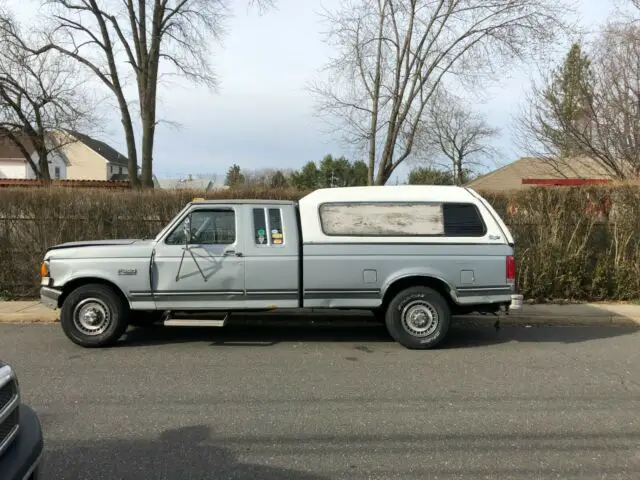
[0,361,44,480]
[39,185,523,349]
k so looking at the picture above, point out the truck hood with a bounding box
[45,238,157,260]
[47,239,143,250]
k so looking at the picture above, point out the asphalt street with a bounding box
[1,320,640,479]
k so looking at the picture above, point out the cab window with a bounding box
[252,207,285,246]
[166,209,236,245]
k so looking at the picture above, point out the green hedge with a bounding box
[1,185,639,302]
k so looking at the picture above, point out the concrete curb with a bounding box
[0,313,59,323]
[0,310,639,327]
[462,314,640,327]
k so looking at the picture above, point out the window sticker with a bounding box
[253,208,268,245]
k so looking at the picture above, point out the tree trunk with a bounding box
[119,102,140,188]
[140,113,155,188]
[36,148,51,181]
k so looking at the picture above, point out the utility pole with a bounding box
[329,170,339,187]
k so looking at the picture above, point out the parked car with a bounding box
[0,361,44,480]
[39,185,523,349]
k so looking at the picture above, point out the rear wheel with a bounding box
[60,283,129,347]
[384,286,451,349]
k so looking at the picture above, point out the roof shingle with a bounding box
[466,156,617,192]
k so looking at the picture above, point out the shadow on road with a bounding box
[43,424,328,480]
[116,315,639,349]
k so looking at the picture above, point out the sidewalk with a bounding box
[0,300,639,326]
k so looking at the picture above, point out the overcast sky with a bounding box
[8,0,619,181]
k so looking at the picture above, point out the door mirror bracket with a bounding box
[183,214,192,244]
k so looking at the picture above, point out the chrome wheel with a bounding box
[400,300,439,337]
[73,298,111,336]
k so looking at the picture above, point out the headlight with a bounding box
[0,362,20,401]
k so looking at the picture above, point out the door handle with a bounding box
[223,250,243,257]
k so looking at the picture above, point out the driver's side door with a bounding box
[151,206,246,309]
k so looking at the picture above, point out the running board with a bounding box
[163,314,229,327]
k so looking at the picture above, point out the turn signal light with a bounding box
[40,261,49,278]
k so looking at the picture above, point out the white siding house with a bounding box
[0,159,27,179]
[0,130,130,181]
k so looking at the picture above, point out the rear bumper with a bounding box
[39,286,61,309]
[0,404,44,480]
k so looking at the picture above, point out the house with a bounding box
[54,129,132,181]
[0,130,132,181]
[0,133,67,180]
[465,155,619,192]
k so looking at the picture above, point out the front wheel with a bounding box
[384,286,451,349]
[60,283,129,347]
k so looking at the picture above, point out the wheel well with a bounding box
[58,278,129,309]
[381,276,455,311]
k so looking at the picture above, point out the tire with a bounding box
[60,283,129,347]
[384,286,451,349]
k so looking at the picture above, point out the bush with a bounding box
[1,185,639,301]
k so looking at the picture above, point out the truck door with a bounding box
[243,205,300,308]
[150,205,246,309]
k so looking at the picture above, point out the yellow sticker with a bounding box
[272,233,283,239]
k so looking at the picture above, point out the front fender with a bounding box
[49,258,151,305]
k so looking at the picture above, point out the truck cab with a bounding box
[40,185,522,350]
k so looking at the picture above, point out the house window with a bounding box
[54,166,61,179]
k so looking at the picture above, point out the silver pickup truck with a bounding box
[39,185,522,349]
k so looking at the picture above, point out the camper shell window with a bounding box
[318,201,486,237]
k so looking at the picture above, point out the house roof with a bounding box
[0,133,36,160]
[465,156,616,192]
[63,129,128,167]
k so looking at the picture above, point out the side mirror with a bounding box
[183,214,192,244]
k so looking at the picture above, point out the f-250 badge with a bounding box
[118,268,137,276]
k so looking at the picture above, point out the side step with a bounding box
[162,312,229,327]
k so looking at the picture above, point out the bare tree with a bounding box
[308,0,576,185]
[0,10,96,180]
[515,23,640,179]
[613,0,640,21]
[34,0,274,188]
[416,88,498,185]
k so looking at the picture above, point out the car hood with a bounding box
[47,239,145,250]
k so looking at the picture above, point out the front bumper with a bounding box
[0,404,44,480]
[39,286,61,309]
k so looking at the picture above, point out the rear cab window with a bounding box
[252,207,285,246]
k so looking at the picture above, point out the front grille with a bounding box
[0,407,19,446]
[0,381,15,411]
[0,376,19,456]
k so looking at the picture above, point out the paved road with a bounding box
[2,320,640,479]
